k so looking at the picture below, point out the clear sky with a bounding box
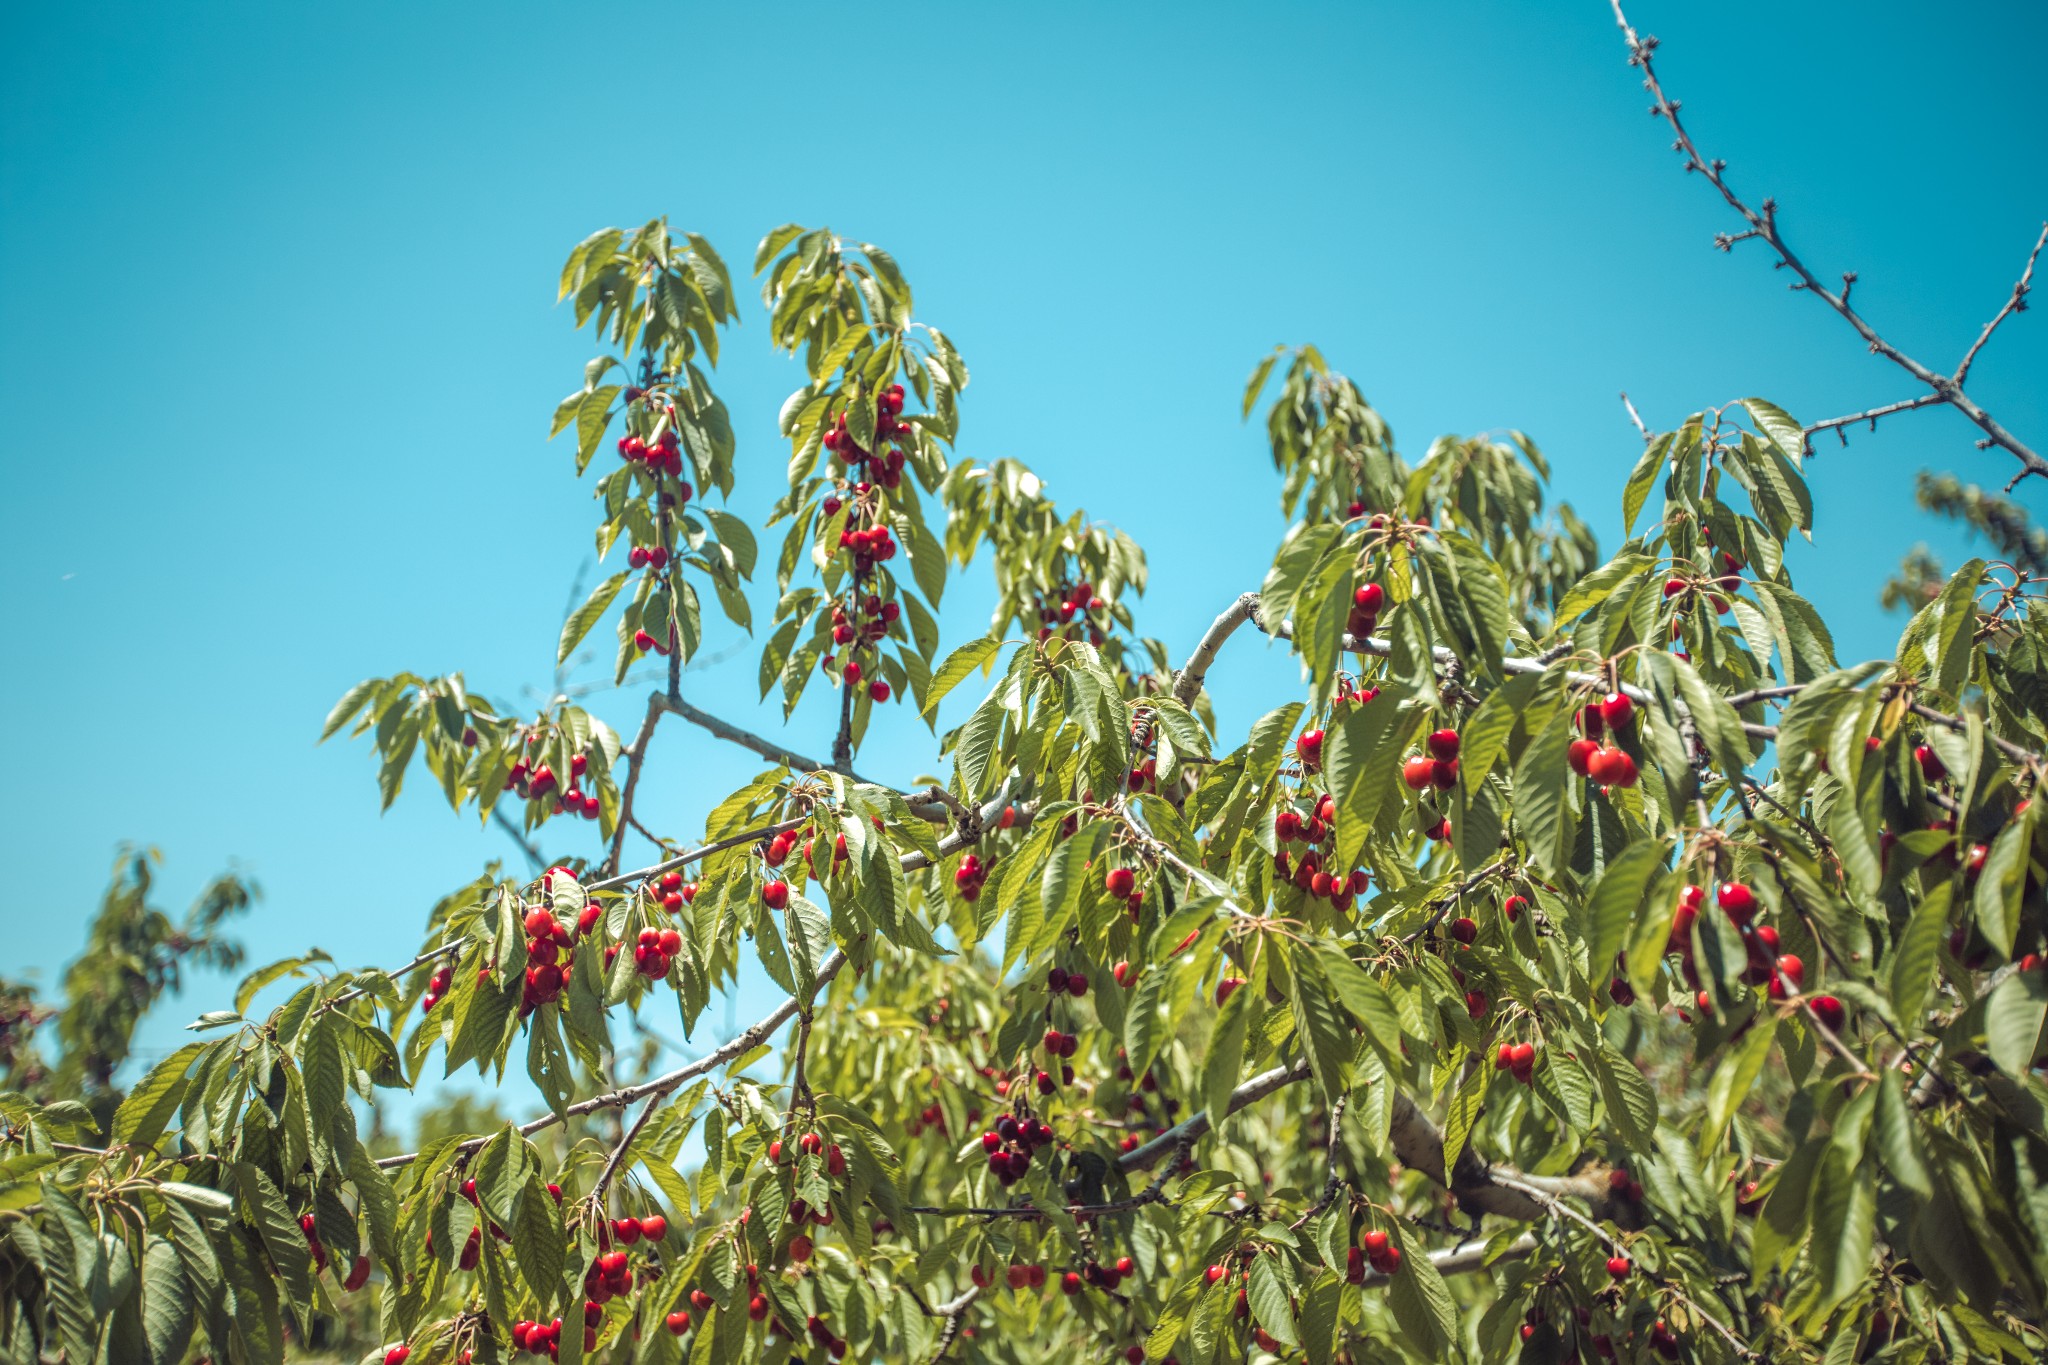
[4,1,2044,1111]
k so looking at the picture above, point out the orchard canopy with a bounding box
[7,191,2048,1365]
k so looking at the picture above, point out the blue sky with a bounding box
[3,1,2043,1112]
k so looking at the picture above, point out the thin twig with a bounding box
[1609,1,2048,487]
[604,693,665,878]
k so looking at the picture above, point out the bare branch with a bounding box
[1801,393,1944,449]
[1609,1,2048,485]
[1619,391,1653,444]
[603,692,665,878]
[1955,221,2047,388]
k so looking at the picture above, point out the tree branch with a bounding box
[1173,592,1263,705]
[1955,221,2046,389]
[603,692,665,878]
[1608,1,2048,487]
[1802,393,1945,449]
[377,783,1029,1170]
[651,690,958,821]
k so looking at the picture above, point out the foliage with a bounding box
[1883,471,2048,614]
[0,848,252,1112]
[5,218,2048,1365]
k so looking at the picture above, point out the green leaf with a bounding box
[1247,1255,1298,1347]
[1285,948,1354,1104]
[1385,1222,1456,1353]
[1972,818,2029,956]
[1985,971,2048,1077]
[1201,974,1255,1127]
[560,571,630,664]
[1511,706,1576,877]
[923,636,1003,721]
[113,1042,204,1149]
[1890,882,1951,1027]
[319,678,385,743]
[1585,839,1665,996]
[1620,431,1670,536]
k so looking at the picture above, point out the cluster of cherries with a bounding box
[651,868,697,912]
[952,851,989,902]
[969,1262,1049,1290]
[1060,1255,1139,1295]
[1031,578,1112,646]
[626,924,683,979]
[519,906,578,1013]
[1103,865,1145,920]
[1342,1229,1404,1281]
[1569,694,1642,789]
[833,518,899,572]
[505,747,603,821]
[823,595,896,701]
[418,958,460,1014]
[1662,549,1743,617]
[1669,882,1845,1029]
[1346,580,1385,640]
[615,428,689,480]
[1272,795,1371,910]
[1492,1040,1539,1083]
[822,384,912,488]
[979,1111,1056,1185]
[631,624,678,658]
[1387,725,1454,842]
[1400,728,1462,792]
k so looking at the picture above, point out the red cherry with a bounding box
[1215,977,1244,1007]
[1716,882,1756,924]
[386,1348,412,1365]
[1568,737,1599,777]
[640,1214,667,1241]
[667,1312,691,1335]
[1354,583,1385,613]
[1809,995,1847,1032]
[789,1234,813,1262]
[1464,989,1489,1020]
[1401,756,1435,791]
[1427,728,1460,761]
[1503,894,1528,921]
[1606,1255,1631,1280]
[1914,744,1946,781]
[1105,867,1136,898]
[762,880,790,910]
[1449,916,1478,944]
[868,680,891,702]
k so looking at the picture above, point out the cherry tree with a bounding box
[4,8,2047,1363]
